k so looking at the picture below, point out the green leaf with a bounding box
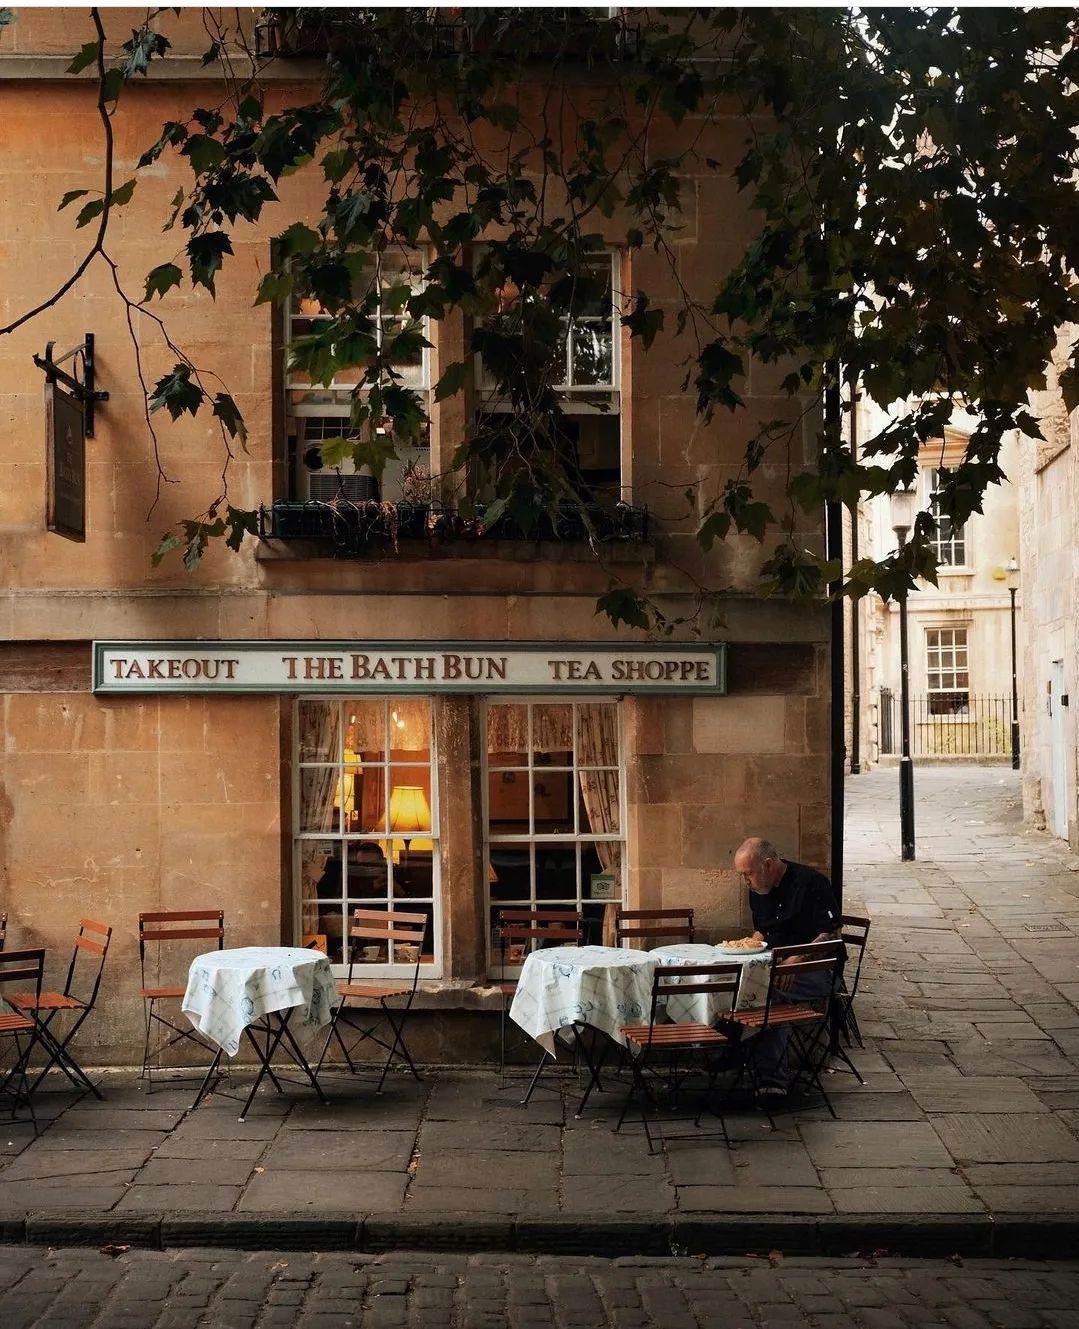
[149,365,204,420]
[109,179,136,207]
[101,67,125,106]
[184,134,226,174]
[144,262,183,301]
[187,231,233,296]
[67,40,100,75]
[254,270,294,305]
[595,589,650,631]
[151,531,183,567]
[212,393,247,445]
[58,189,89,212]
[74,198,104,229]
[433,360,467,402]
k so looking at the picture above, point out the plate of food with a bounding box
[715,936,769,954]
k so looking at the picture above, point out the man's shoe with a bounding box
[754,1084,788,1108]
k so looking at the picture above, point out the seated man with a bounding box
[733,836,840,1102]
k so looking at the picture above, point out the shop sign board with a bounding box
[46,382,86,541]
[93,640,726,695]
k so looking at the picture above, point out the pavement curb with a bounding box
[3,1211,1078,1259]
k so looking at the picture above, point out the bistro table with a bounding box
[649,942,772,1020]
[509,942,775,1116]
[508,945,660,1115]
[182,946,340,1119]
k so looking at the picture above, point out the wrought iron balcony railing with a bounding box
[259,498,649,557]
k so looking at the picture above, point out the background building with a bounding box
[850,399,1022,774]
[1017,336,1077,846]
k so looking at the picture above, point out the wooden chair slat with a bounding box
[139,911,223,923]
[140,927,225,942]
[79,919,112,936]
[74,936,107,955]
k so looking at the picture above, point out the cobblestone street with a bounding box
[1,1247,1078,1329]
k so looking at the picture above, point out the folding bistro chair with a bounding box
[9,918,112,1099]
[496,907,584,1080]
[318,907,426,1093]
[835,914,871,1048]
[138,910,225,1091]
[616,962,741,1154]
[615,908,695,948]
[731,940,845,1118]
[0,948,46,1135]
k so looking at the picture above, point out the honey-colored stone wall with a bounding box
[0,691,283,1061]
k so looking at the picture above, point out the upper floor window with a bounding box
[925,626,969,714]
[926,467,968,567]
[286,250,431,504]
[474,251,622,504]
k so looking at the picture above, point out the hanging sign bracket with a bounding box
[33,333,109,437]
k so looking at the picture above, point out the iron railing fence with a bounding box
[877,692,1015,759]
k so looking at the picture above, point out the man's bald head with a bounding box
[734,837,785,894]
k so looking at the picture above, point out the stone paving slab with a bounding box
[0,767,1077,1257]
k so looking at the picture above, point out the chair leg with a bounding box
[375,1004,420,1093]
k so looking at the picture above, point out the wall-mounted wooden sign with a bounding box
[46,381,86,542]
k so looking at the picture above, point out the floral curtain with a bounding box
[299,701,342,932]
[576,704,622,944]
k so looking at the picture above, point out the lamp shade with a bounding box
[333,749,361,823]
[388,785,431,836]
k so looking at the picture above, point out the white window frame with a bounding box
[925,467,969,568]
[293,696,442,980]
[925,627,970,712]
[481,697,626,976]
[475,249,622,406]
[285,249,432,502]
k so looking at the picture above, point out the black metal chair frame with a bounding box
[496,907,584,1087]
[12,918,112,1099]
[317,907,426,1093]
[835,914,871,1048]
[734,940,845,1120]
[615,962,741,1154]
[138,910,225,1092]
[0,948,46,1136]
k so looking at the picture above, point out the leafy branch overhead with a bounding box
[18,8,1079,620]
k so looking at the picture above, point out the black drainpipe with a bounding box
[825,368,844,907]
[849,375,861,775]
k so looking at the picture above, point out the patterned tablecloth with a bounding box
[508,945,657,1056]
[182,946,341,1057]
[649,942,772,1021]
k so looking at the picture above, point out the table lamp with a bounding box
[388,786,432,881]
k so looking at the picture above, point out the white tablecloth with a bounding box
[182,946,341,1057]
[508,945,657,1056]
[649,942,772,1021]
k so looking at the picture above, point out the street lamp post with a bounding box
[892,486,918,861]
[1005,557,1020,771]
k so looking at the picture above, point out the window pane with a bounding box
[533,704,573,763]
[578,770,620,835]
[345,840,390,897]
[388,772,433,834]
[299,768,340,834]
[298,700,339,761]
[488,770,529,833]
[534,770,574,833]
[347,702,386,762]
[486,704,529,766]
[388,700,431,757]
[571,321,613,385]
[535,841,579,902]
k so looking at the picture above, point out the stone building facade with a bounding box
[0,9,832,1064]
[849,397,1022,775]
[1017,336,1078,846]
